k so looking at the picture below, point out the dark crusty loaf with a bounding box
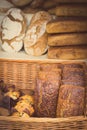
[34,70,61,117]
[48,45,87,60]
[46,17,87,34]
[48,33,87,46]
[56,85,85,117]
[62,67,86,86]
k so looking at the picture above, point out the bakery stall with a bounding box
[0,0,87,130]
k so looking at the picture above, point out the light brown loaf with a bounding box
[24,11,52,56]
[56,85,85,117]
[48,33,87,46]
[46,18,87,34]
[48,45,87,60]
[24,33,48,56]
[48,4,87,17]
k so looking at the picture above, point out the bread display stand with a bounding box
[0,46,87,130]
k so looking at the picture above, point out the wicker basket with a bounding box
[0,58,87,130]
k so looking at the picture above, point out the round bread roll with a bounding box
[11,0,33,7]
[1,8,26,52]
[24,11,52,56]
[0,0,14,13]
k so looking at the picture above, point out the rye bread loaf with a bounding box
[56,85,85,117]
[34,70,61,117]
[62,68,86,87]
[48,33,87,46]
[48,45,87,60]
[46,17,87,34]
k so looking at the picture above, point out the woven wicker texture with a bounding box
[0,59,87,129]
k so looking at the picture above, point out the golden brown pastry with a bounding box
[56,85,85,117]
[48,33,87,46]
[12,112,30,118]
[4,91,20,100]
[46,18,87,34]
[19,95,34,105]
[14,100,34,116]
[48,45,87,60]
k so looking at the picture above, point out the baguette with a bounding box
[48,33,87,46]
[48,4,87,17]
[46,18,87,34]
[48,45,87,60]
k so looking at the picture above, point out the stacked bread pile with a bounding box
[46,2,87,60]
[34,62,86,117]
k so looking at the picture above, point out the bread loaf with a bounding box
[46,18,87,34]
[62,68,86,86]
[1,8,26,52]
[11,0,33,7]
[30,0,44,8]
[48,33,87,46]
[24,11,52,56]
[56,85,85,117]
[0,0,14,13]
[48,45,87,60]
[48,4,87,17]
[34,70,61,117]
[47,0,87,3]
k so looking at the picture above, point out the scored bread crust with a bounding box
[1,8,26,52]
[24,11,52,56]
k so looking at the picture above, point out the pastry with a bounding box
[11,0,33,7]
[34,70,61,117]
[14,100,34,116]
[12,112,30,118]
[19,95,34,106]
[46,18,87,34]
[48,45,87,60]
[4,90,20,100]
[24,11,52,56]
[1,8,26,52]
[56,85,85,117]
[48,33,87,46]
